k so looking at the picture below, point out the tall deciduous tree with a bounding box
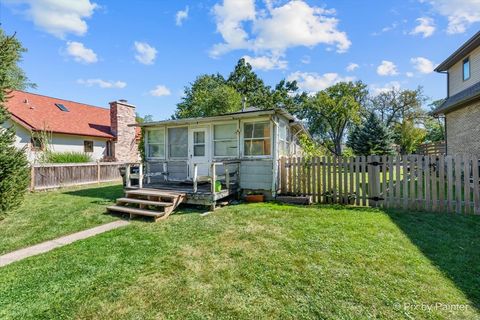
[346,113,394,156]
[174,74,242,119]
[298,81,368,155]
[174,58,305,119]
[0,29,32,215]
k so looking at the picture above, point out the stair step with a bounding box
[107,205,165,217]
[117,198,173,207]
[126,189,184,199]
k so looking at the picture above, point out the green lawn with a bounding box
[0,182,122,254]
[0,184,479,319]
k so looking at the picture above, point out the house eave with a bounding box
[435,31,480,72]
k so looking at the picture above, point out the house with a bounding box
[3,90,140,163]
[134,107,305,189]
[433,31,480,156]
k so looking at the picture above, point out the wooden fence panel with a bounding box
[278,154,480,215]
[31,162,123,191]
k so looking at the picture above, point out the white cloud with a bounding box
[370,81,401,95]
[301,55,311,64]
[376,60,399,76]
[423,0,480,34]
[346,63,359,72]
[176,6,189,26]
[243,54,287,70]
[65,41,97,64]
[5,0,98,38]
[134,41,157,65]
[211,0,350,58]
[77,79,126,89]
[287,71,354,93]
[410,17,435,37]
[411,56,436,73]
[150,85,171,97]
[406,72,414,77]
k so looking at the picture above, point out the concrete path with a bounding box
[0,220,129,268]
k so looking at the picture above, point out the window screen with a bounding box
[168,127,188,158]
[243,122,271,156]
[147,129,165,158]
[214,123,237,157]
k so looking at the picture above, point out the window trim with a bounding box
[212,121,239,158]
[105,140,113,157]
[241,119,273,158]
[84,140,94,153]
[145,127,166,160]
[167,126,189,160]
[30,137,44,151]
[463,57,471,81]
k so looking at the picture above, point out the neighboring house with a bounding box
[433,31,480,156]
[3,90,140,163]
[138,107,309,198]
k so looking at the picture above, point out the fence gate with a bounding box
[279,155,480,214]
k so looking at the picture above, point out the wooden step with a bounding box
[116,197,173,207]
[126,189,185,199]
[107,205,165,218]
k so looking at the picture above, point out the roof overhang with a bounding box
[435,31,480,72]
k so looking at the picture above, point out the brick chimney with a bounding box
[109,100,139,162]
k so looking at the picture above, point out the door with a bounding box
[189,127,210,178]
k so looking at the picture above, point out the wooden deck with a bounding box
[108,161,240,221]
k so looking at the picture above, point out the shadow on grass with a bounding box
[318,203,480,308]
[64,184,124,202]
[384,208,480,309]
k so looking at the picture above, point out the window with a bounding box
[168,127,188,158]
[279,123,288,156]
[243,121,271,156]
[193,131,205,156]
[106,140,113,157]
[214,123,237,157]
[84,140,93,153]
[31,137,43,151]
[463,57,470,81]
[147,129,165,158]
[55,103,69,112]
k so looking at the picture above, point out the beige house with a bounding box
[433,31,480,156]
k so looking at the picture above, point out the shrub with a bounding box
[43,152,93,163]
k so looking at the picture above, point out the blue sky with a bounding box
[1,0,479,120]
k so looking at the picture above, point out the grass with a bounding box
[42,151,93,163]
[0,182,122,254]
[0,184,479,319]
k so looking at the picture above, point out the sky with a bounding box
[1,0,479,120]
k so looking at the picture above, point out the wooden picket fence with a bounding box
[31,162,124,191]
[279,154,480,214]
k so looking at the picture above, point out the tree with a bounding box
[346,113,394,156]
[298,81,368,155]
[370,87,427,127]
[174,58,306,119]
[174,74,242,119]
[424,99,445,143]
[394,120,426,154]
[0,29,32,215]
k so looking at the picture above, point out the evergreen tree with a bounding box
[347,112,394,156]
[0,29,31,215]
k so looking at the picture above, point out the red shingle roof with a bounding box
[6,90,115,139]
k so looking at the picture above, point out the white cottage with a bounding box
[107,108,309,219]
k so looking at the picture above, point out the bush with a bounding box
[43,152,93,163]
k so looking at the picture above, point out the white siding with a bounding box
[448,45,480,96]
[3,120,109,163]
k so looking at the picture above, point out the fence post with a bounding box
[30,165,35,191]
[97,161,101,184]
[369,155,381,208]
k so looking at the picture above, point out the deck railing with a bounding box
[127,160,240,196]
